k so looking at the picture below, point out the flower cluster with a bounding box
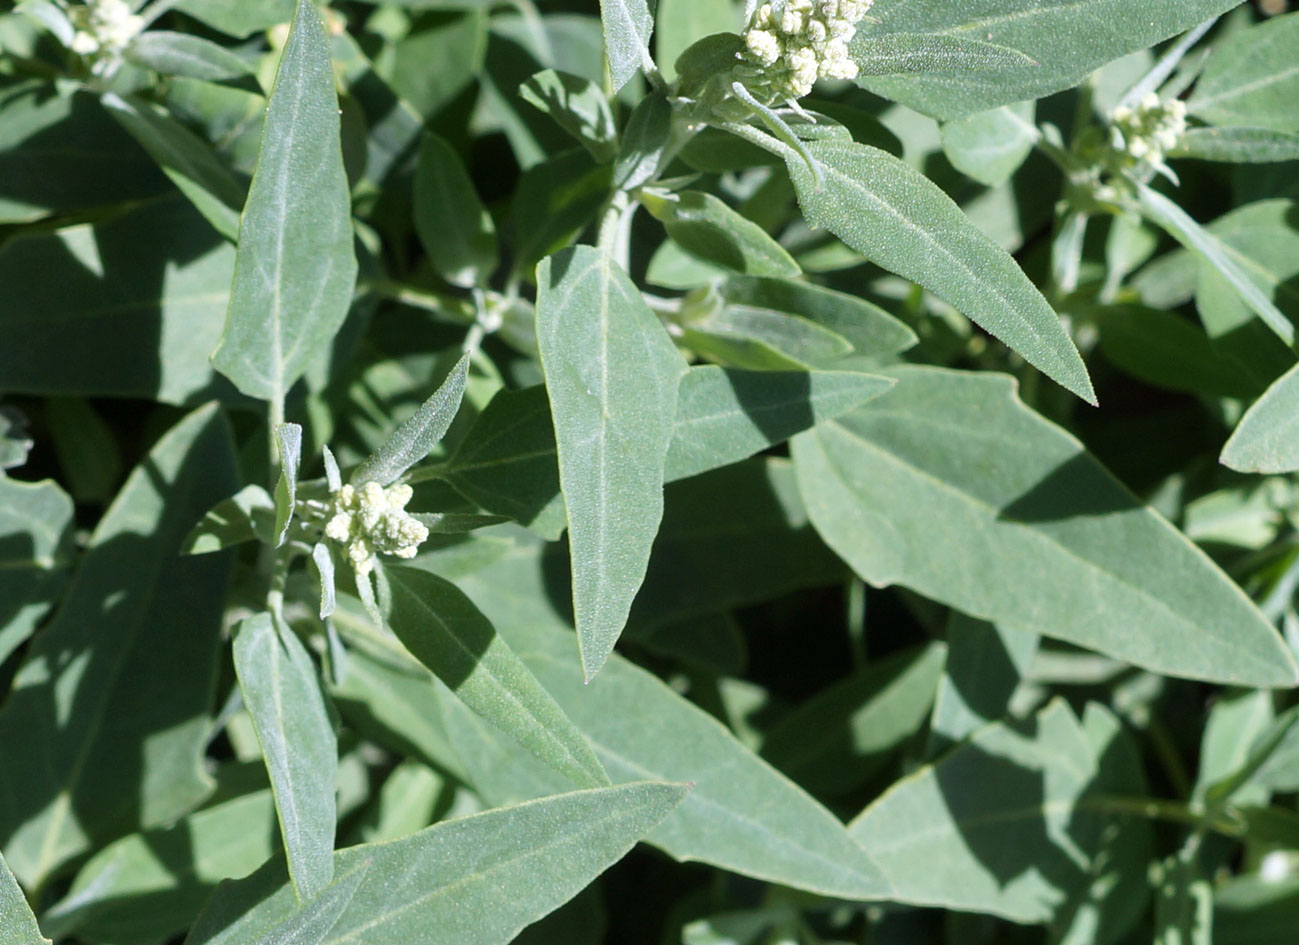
[736,0,873,104]
[1110,93,1187,166]
[68,0,143,64]
[323,481,428,575]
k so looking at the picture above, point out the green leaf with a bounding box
[185,783,688,945]
[1088,303,1272,399]
[535,247,687,679]
[351,353,469,486]
[519,70,617,163]
[1194,690,1275,807]
[850,699,1123,923]
[0,477,73,667]
[1222,362,1299,473]
[126,31,256,82]
[760,642,948,798]
[641,190,800,278]
[613,91,673,190]
[0,197,237,403]
[211,0,358,403]
[41,790,277,945]
[853,0,1242,120]
[183,484,276,555]
[1137,183,1296,346]
[784,137,1094,403]
[383,565,610,789]
[927,614,1037,757]
[1171,126,1299,164]
[0,82,168,223]
[941,102,1037,187]
[414,134,499,288]
[0,404,238,889]
[434,597,893,900]
[511,150,613,279]
[1188,12,1299,132]
[101,93,244,242]
[718,275,917,359]
[789,365,1298,687]
[598,0,652,92]
[665,366,893,482]
[1,850,47,945]
[233,612,338,901]
[681,306,854,370]
[273,423,303,546]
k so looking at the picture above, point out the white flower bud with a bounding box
[746,29,782,66]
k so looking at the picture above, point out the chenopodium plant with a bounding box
[5,0,1299,943]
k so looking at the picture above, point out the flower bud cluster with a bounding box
[736,0,873,103]
[68,0,144,62]
[323,481,428,575]
[1110,93,1187,165]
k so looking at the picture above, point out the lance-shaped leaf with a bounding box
[101,93,244,242]
[852,0,1243,120]
[233,613,337,902]
[519,70,617,162]
[535,247,687,679]
[790,365,1298,688]
[432,590,893,900]
[1222,362,1299,474]
[414,135,498,288]
[184,783,688,945]
[383,565,609,789]
[350,354,469,486]
[126,31,256,82]
[598,0,653,92]
[641,190,800,278]
[0,405,237,889]
[784,137,1094,403]
[1,850,48,945]
[210,0,357,403]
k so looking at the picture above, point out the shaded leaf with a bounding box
[941,102,1037,187]
[1171,126,1299,164]
[414,135,499,288]
[183,484,276,555]
[126,31,256,82]
[383,565,609,789]
[0,477,73,667]
[790,365,1298,687]
[273,423,302,547]
[1222,362,1299,474]
[519,70,617,162]
[641,190,800,278]
[0,405,238,888]
[1188,12,1299,132]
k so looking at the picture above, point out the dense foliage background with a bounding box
[4,0,1299,943]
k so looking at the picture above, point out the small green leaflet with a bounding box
[210,0,357,404]
[784,137,1094,403]
[535,246,687,680]
[597,0,653,92]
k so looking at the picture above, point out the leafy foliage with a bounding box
[5,2,1299,944]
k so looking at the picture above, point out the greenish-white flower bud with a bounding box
[68,0,143,62]
[1110,93,1187,168]
[323,480,429,575]
[731,0,873,107]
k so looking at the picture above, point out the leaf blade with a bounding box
[210,0,357,402]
